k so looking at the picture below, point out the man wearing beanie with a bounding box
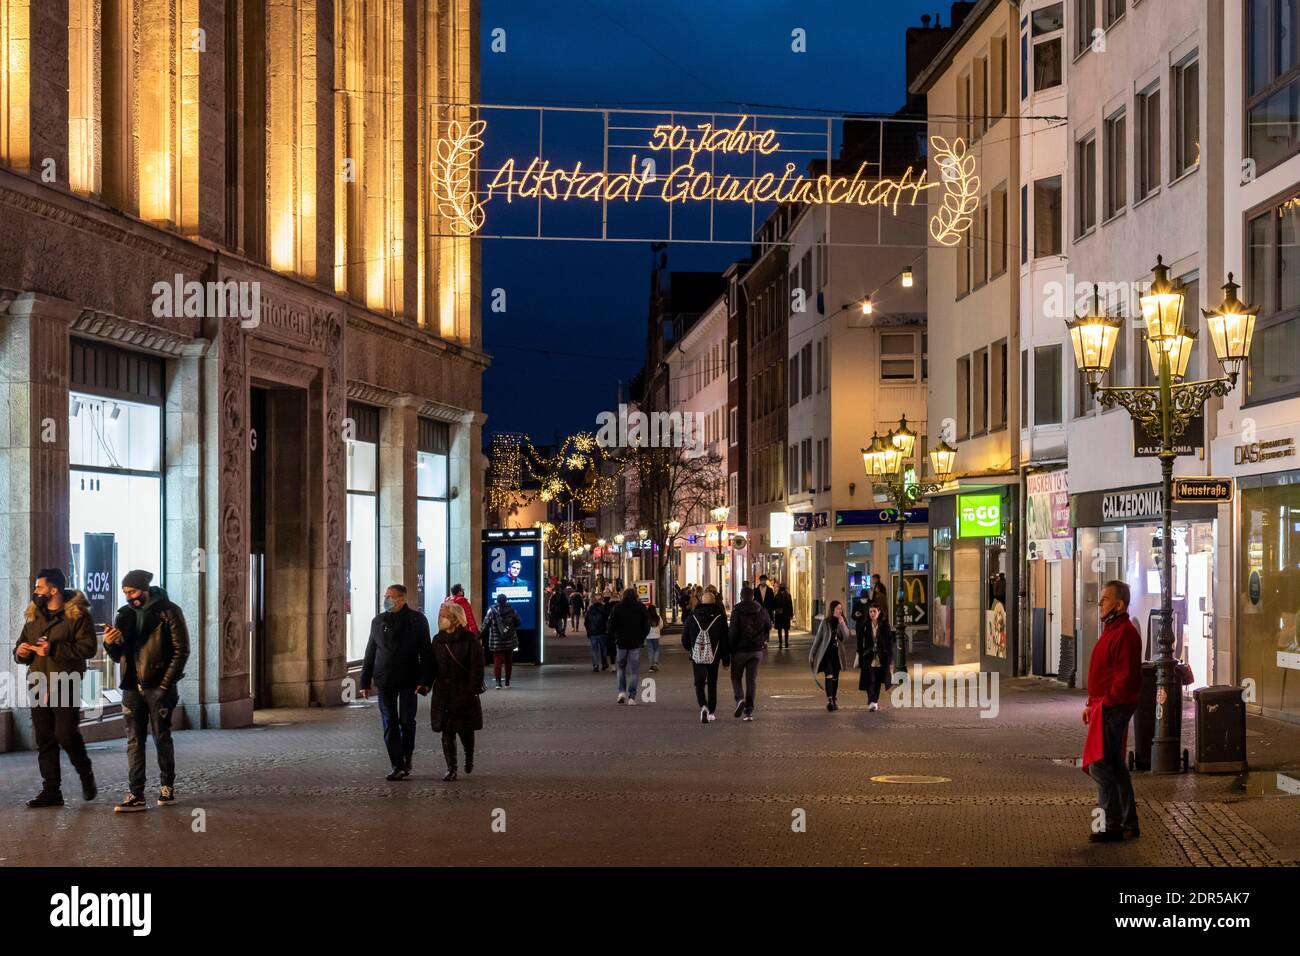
[103,569,190,812]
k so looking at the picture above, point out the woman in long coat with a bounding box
[430,601,485,780]
[856,603,894,712]
[808,600,850,711]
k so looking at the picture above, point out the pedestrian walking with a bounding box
[644,603,663,671]
[1082,580,1143,843]
[549,585,570,637]
[483,593,521,689]
[430,601,485,781]
[772,584,794,649]
[599,591,618,670]
[850,587,873,629]
[446,583,479,636]
[583,592,611,671]
[755,574,774,609]
[809,600,850,711]
[856,604,893,711]
[102,570,191,811]
[569,586,585,631]
[607,588,649,705]
[359,584,433,780]
[15,569,98,809]
[727,586,771,721]
[682,589,728,723]
[869,574,889,614]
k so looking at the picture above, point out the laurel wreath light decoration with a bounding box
[928,136,979,247]
[433,118,487,236]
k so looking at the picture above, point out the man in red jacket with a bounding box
[447,584,479,634]
[1084,579,1143,843]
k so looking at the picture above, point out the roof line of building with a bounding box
[908,0,1004,97]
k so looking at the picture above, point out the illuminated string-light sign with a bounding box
[432,112,980,244]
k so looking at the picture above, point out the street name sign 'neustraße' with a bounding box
[1172,477,1234,504]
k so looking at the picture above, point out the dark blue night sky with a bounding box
[480,0,953,442]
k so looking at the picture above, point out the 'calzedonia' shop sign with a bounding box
[1071,485,1219,526]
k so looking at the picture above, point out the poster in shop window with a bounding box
[985,600,1008,658]
[1026,470,1072,561]
[82,532,117,627]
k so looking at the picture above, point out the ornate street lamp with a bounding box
[613,532,625,590]
[863,416,957,670]
[1069,257,1258,774]
[709,504,730,605]
[665,519,682,622]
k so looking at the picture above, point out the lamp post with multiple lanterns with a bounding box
[612,532,626,589]
[710,505,730,604]
[1066,257,1257,774]
[665,519,682,622]
[862,415,958,670]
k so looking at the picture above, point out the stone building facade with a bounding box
[0,0,485,748]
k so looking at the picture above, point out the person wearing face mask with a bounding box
[856,603,893,712]
[102,569,190,812]
[1082,580,1142,844]
[14,568,99,809]
[360,584,433,780]
[429,601,485,781]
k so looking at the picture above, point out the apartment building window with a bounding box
[821,437,831,491]
[958,229,971,296]
[1020,30,1029,102]
[881,332,918,380]
[815,340,823,392]
[974,197,989,286]
[1172,51,1199,178]
[787,444,798,499]
[991,339,1008,430]
[1104,109,1127,219]
[1075,0,1097,58]
[801,343,813,399]
[1179,272,1201,382]
[1021,348,1030,424]
[991,34,1008,118]
[801,438,813,494]
[1247,0,1300,172]
[788,357,798,407]
[1103,0,1125,28]
[1136,82,1161,200]
[1020,185,1029,264]
[958,71,972,142]
[1034,345,1063,425]
[1075,132,1097,237]
[1245,190,1300,402]
[973,346,989,434]
[729,340,738,380]
[991,185,1008,276]
[956,356,971,439]
[1031,3,1064,93]
[973,56,988,140]
[922,333,929,381]
[729,406,738,446]
[1034,176,1063,257]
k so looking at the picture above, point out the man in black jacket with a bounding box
[727,587,772,721]
[15,569,99,808]
[360,584,433,780]
[103,569,190,812]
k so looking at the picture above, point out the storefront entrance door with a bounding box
[1047,560,1062,675]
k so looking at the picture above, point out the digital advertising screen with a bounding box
[482,528,545,663]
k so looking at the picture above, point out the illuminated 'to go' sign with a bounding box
[433,114,979,244]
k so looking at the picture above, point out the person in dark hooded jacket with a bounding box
[14,568,98,808]
[584,593,612,671]
[360,584,433,780]
[681,590,728,723]
[483,592,522,689]
[103,569,190,812]
[727,587,771,721]
[549,586,570,637]
[430,601,485,781]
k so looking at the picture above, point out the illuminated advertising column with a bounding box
[482,527,546,664]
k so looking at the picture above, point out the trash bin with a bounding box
[1193,685,1248,773]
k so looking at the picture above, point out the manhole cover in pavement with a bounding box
[870,774,951,784]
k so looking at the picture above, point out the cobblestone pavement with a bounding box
[2,633,1298,867]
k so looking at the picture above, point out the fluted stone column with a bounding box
[0,293,77,750]
[379,397,420,595]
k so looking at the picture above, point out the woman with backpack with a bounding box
[645,603,663,671]
[856,603,894,712]
[483,592,521,689]
[681,590,728,724]
[808,600,850,711]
